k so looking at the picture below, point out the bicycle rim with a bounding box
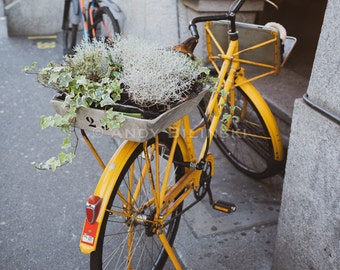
[213,87,282,178]
[90,133,185,270]
[93,6,120,44]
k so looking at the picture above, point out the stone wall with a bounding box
[272,0,340,268]
[114,0,264,58]
[112,0,182,46]
[3,0,63,36]
[2,0,263,58]
[0,0,7,37]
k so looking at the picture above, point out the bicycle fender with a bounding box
[79,140,139,254]
[175,134,191,164]
[235,75,285,161]
[100,0,126,30]
[79,134,190,254]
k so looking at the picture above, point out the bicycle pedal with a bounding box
[212,200,236,213]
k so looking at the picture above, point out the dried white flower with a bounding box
[110,36,208,108]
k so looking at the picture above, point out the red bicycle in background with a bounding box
[62,0,125,55]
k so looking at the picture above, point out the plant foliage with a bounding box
[25,36,210,171]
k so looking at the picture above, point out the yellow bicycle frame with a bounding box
[205,20,284,161]
[78,19,284,270]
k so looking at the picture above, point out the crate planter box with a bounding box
[51,85,210,142]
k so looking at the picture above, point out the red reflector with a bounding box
[86,195,102,224]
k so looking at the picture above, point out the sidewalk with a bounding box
[1,34,292,270]
[173,138,283,270]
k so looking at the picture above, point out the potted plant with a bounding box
[24,36,210,170]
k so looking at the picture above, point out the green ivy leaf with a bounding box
[222,113,232,122]
[59,72,73,88]
[58,151,75,164]
[53,114,69,126]
[76,75,88,86]
[100,93,115,107]
[101,109,125,129]
[67,105,77,119]
[40,115,50,129]
[75,95,88,108]
[60,125,71,134]
[22,62,37,73]
[94,88,104,101]
[221,90,230,98]
[61,137,71,150]
[32,150,75,171]
[44,157,60,172]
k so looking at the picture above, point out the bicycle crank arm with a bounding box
[163,197,236,230]
[212,200,237,213]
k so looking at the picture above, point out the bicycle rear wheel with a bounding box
[92,6,120,44]
[204,87,284,179]
[90,133,186,270]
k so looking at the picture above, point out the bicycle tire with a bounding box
[200,86,284,179]
[90,133,185,270]
[63,24,78,55]
[92,6,120,43]
[62,0,79,55]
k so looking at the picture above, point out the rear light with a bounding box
[86,195,102,224]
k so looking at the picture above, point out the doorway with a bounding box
[258,0,328,79]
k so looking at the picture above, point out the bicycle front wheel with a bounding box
[213,86,284,179]
[62,0,80,55]
[90,133,186,270]
[92,6,120,44]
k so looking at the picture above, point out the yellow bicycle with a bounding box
[74,0,296,268]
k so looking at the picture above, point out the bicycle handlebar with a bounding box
[188,0,247,38]
[188,0,257,38]
[229,0,246,14]
[189,14,230,38]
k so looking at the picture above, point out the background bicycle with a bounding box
[62,0,125,55]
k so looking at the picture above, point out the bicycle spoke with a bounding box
[91,134,186,269]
